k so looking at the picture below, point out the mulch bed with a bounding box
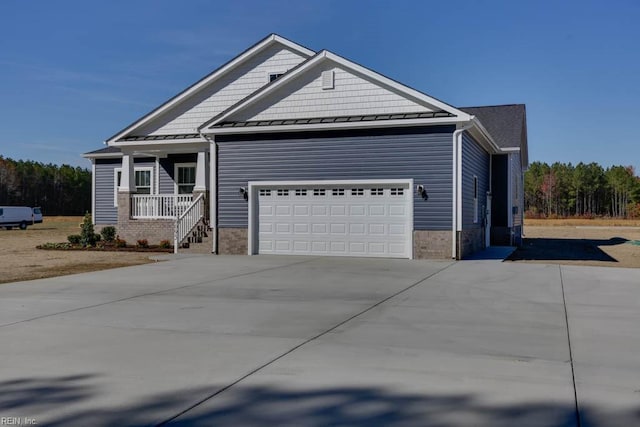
[37,243,173,253]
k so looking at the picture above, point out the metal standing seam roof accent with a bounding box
[212,111,455,128]
[118,133,201,142]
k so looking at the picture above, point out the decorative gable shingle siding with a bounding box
[216,126,454,230]
[94,158,155,225]
[235,63,431,122]
[135,46,307,136]
[461,133,490,228]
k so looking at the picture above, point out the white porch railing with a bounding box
[174,194,205,253]
[131,194,193,219]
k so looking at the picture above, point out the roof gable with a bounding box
[106,34,314,144]
[461,104,528,165]
[202,50,471,131]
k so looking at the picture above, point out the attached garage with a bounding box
[248,180,413,258]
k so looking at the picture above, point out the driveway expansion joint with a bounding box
[559,265,581,427]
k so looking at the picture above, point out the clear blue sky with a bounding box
[1,0,639,171]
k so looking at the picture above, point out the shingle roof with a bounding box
[460,104,527,150]
[213,111,455,128]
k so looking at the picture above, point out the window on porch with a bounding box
[114,167,154,206]
[175,164,196,194]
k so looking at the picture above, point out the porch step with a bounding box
[179,223,213,254]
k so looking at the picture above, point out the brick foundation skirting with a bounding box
[458,228,485,259]
[115,219,175,245]
[413,230,453,259]
[218,228,248,255]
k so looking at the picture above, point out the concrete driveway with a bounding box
[0,255,638,426]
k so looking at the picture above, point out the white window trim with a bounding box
[473,175,479,224]
[174,162,197,195]
[113,166,154,207]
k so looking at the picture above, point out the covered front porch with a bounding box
[115,144,210,251]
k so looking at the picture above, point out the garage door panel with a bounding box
[260,205,274,216]
[276,223,291,233]
[368,242,386,254]
[275,240,291,251]
[275,205,291,216]
[312,223,327,234]
[259,222,273,233]
[259,240,274,252]
[350,205,366,215]
[389,243,406,255]
[330,205,346,216]
[389,224,406,235]
[311,241,328,252]
[311,205,327,216]
[349,242,366,253]
[294,223,309,234]
[369,223,385,235]
[349,223,365,234]
[330,241,346,252]
[257,183,411,258]
[294,205,309,216]
[293,241,309,252]
[369,205,385,216]
[389,205,406,216]
[330,223,346,234]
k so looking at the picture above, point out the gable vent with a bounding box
[321,70,335,90]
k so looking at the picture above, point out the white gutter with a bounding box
[451,121,474,259]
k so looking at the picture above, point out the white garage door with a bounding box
[253,181,412,258]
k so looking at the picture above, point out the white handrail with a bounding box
[174,194,204,253]
[131,194,193,218]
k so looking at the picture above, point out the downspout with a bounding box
[452,121,474,259]
[205,135,218,254]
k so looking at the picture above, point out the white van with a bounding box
[0,206,43,230]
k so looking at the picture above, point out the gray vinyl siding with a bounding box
[94,159,121,224]
[94,157,156,225]
[461,133,490,229]
[217,126,454,230]
[159,154,198,194]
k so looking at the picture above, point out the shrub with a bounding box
[114,236,127,248]
[80,213,96,247]
[101,226,116,242]
[38,242,72,250]
[136,239,149,248]
[94,233,102,242]
[159,239,172,249]
[67,234,82,245]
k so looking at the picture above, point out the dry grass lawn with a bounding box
[0,217,165,284]
[511,219,640,268]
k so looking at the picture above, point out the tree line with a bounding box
[525,161,640,218]
[0,156,91,215]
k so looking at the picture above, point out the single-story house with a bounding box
[84,34,528,259]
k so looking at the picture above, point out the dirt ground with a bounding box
[0,217,165,285]
[508,220,640,268]
[1,217,639,285]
